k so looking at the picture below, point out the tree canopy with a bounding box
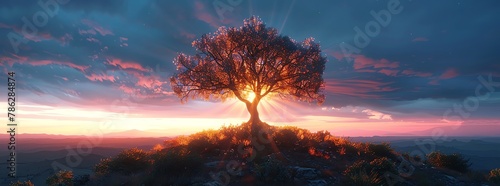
[170,16,326,125]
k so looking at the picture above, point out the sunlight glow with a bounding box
[247,91,256,101]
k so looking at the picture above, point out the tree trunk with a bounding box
[246,99,262,134]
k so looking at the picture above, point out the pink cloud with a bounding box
[128,71,164,90]
[81,19,114,36]
[180,31,196,39]
[58,33,73,46]
[378,69,399,76]
[429,79,440,85]
[119,84,137,94]
[85,73,116,82]
[401,70,433,77]
[107,58,148,72]
[353,55,399,70]
[193,1,224,28]
[325,49,345,61]
[412,37,429,42]
[440,68,459,79]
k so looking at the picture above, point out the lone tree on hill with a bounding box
[170,16,326,132]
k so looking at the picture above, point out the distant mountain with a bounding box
[0,129,171,139]
[102,129,170,138]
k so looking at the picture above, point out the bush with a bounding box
[427,152,471,173]
[273,128,300,148]
[94,157,112,177]
[94,148,150,176]
[367,143,395,159]
[46,170,73,186]
[489,168,500,185]
[369,157,398,175]
[10,180,34,186]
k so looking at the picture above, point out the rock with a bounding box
[308,179,328,186]
[294,166,320,180]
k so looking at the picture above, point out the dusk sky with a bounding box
[1,0,499,137]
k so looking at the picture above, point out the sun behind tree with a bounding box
[170,16,326,133]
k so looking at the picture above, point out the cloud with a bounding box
[1,55,89,72]
[193,1,220,28]
[85,73,116,82]
[401,70,433,77]
[362,109,393,120]
[106,58,149,72]
[325,79,396,99]
[378,69,399,76]
[439,68,459,79]
[81,19,114,36]
[353,55,399,70]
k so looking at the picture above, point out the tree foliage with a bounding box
[170,16,326,124]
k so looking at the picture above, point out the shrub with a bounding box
[344,160,370,176]
[273,128,300,148]
[10,180,34,186]
[94,148,150,177]
[427,151,471,173]
[369,157,398,175]
[46,170,73,186]
[489,168,500,185]
[94,157,112,177]
[187,136,217,154]
[367,143,395,159]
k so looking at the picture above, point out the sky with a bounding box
[1,0,499,137]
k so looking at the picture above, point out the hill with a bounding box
[8,123,500,186]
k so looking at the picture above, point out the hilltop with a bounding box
[12,123,500,186]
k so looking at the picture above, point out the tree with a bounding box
[170,16,326,132]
